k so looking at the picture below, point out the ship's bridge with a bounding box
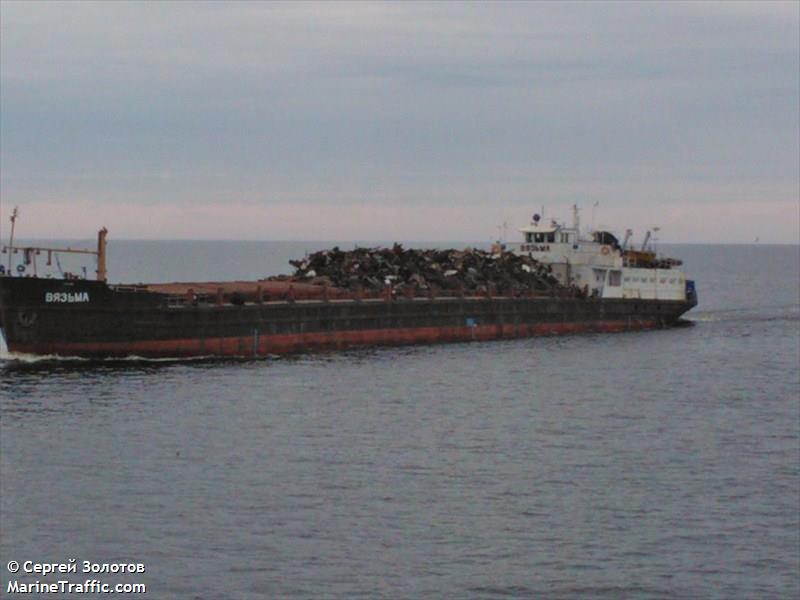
[519,223,560,244]
[511,213,598,259]
[517,215,580,246]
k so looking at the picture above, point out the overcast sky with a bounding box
[1,1,798,243]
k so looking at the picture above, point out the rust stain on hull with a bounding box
[9,320,659,358]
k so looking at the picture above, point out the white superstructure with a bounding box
[498,206,688,301]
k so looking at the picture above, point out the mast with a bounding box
[7,207,18,273]
[96,227,108,281]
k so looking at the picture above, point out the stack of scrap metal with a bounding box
[285,244,565,294]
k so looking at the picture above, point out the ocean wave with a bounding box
[688,305,799,323]
[0,351,223,366]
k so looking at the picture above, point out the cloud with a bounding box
[1,1,798,242]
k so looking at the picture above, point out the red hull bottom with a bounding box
[8,319,661,358]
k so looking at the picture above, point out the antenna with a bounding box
[495,221,509,243]
[590,201,599,232]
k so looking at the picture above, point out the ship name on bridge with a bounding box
[45,291,90,303]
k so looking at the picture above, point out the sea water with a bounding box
[1,243,798,599]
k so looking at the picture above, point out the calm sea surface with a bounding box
[1,243,798,599]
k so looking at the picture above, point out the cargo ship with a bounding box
[0,207,696,358]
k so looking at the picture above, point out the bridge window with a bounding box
[608,270,622,286]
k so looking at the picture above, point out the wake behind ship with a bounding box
[0,208,697,358]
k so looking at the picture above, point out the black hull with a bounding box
[0,277,696,358]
